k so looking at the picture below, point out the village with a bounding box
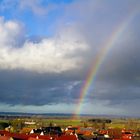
[0,114,140,140]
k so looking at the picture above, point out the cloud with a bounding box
[19,0,54,16]
[0,0,56,16]
[0,0,140,116]
[0,17,88,73]
[0,17,24,46]
[0,70,81,106]
[0,103,76,114]
[0,0,18,11]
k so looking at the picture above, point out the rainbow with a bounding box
[73,8,138,118]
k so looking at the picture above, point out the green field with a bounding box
[0,117,140,132]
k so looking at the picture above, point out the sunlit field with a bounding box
[0,114,140,140]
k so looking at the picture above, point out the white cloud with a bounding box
[0,17,88,73]
[0,17,24,46]
[19,0,56,16]
[0,0,52,16]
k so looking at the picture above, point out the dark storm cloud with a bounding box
[87,41,140,107]
[0,70,81,105]
[62,0,140,109]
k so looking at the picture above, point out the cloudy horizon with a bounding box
[0,0,140,117]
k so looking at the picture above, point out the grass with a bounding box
[0,117,140,131]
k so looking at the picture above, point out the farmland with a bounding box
[0,113,140,140]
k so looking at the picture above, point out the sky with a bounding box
[0,0,140,117]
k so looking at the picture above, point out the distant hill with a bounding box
[0,112,139,119]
